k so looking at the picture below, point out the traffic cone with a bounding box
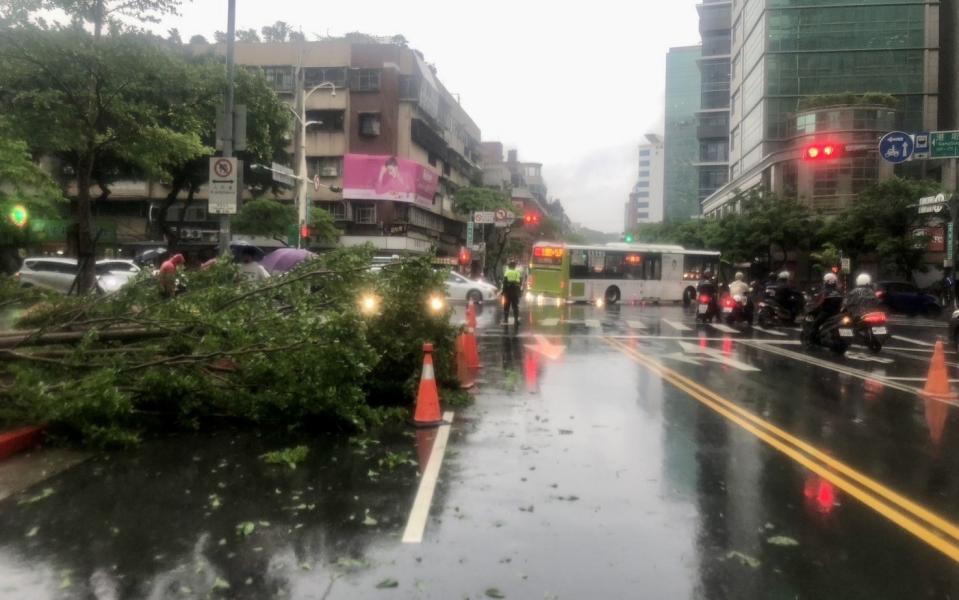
[922,340,958,402]
[466,300,478,330]
[412,343,444,427]
[456,333,475,389]
[465,326,481,370]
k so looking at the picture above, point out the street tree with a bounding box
[231,198,296,244]
[261,21,293,42]
[825,178,940,280]
[236,28,261,43]
[10,0,181,38]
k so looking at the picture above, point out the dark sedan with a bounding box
[875,281,942,317]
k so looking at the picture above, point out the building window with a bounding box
[639,170,650,177]
[308,157,343,178]
[262,66,294,91]
[359,113,381,137]
[351,69,381,92]
[304,67,347,88]
[636,201,649,209]
[305,110,345,132]
[635,191,649,198]
[637,212,650,219]
[319,201,347,220]
[640,149,651,157]
[635,181,649,188]
[699,141,729,162]
[640,160,651,167]
[354,203,377,224]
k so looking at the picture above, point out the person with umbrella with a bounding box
[238,246,270,283]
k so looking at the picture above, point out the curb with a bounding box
[0,426,45,461]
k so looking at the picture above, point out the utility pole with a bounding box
[293,46,308,249]
[217,0,237,256]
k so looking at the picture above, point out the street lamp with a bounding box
[293,81,337,249]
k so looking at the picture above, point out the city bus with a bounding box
[527,242,721,305]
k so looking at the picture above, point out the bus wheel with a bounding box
[683,287,696,306]
[604,286,621,305]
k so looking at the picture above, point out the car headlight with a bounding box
[952,309,959,320]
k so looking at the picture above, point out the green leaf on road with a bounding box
[212,577,231,590]
[767,535,800,547]
[18,487,54,505]
[485,588,506,598]
[25,527,38,538]
[236,521,255,536]
[376,578,399,589]
[724,551,761,568]
[362,515,378,526]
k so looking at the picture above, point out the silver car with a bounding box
[16,258,140,294]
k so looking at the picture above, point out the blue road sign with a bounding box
[879,131,914,164]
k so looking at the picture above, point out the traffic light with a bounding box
[458,247,472,265]
[300,224,310,239]
[803,142,844,161]
[624,233,634,243]
[523,212,540,228]
[8,204,27,228]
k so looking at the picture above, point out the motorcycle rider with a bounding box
[807,272,845,337]
[767,271,800,317]
[697,269,719,317]
[843,273,879,316]
[728,271,753,321]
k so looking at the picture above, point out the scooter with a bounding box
[696,292,719,324]
[755,287,804,327]
[851,310,890,353]
[720,292,752,327]
[800,310,851,355]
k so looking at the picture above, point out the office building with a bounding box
[702,0,941,216]
[625,134,665,229]
[695,0,732,205]
[664,45,703,221]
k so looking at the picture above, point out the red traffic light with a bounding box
[524,212,540,226]
[458,247,472,265]
[300,225,310,239]
[803,142,844,161]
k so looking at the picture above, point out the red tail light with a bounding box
[875,290,886,300]
[699,294,711,304]
[862,312,887,325]
[723,296,734,307]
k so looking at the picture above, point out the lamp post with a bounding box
[292,79,336,249]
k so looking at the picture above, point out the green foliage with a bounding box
[262,445,309,469]
[453,187,512,214]
[796,92,898,111]
[309,207,341,245]
[1,248,459,447]
[231,199,296,238]
[811,242,841,276]
[825,178,940,280]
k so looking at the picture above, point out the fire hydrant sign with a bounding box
[209,157,238,214]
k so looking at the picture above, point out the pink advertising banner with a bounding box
[342,154,439,205]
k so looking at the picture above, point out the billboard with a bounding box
[342,154,439,205]
[914,227,946,252]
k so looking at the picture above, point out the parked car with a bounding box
[949,309,959,354]
[16,257,140,294]
[875,281,942,317]
[444,270,498,304]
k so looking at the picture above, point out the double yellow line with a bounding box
[605,336,959,563]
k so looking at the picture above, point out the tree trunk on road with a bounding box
[72,152,97,294]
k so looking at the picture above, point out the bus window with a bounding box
[604,253,624,277]
[645,254,662,281]
[623,254,644,279]
[570,250,589,277]
[588,250,606,275]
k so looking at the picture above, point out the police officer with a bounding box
[502,259,522,325]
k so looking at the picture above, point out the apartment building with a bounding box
[625,135,665,230]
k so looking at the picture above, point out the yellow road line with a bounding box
[605,337,959,563]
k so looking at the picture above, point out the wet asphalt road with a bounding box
[2,302,959,598]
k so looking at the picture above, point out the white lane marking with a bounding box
[884,376,959,383]
[585,319,602,329]
[477,333,803,344]
[676,340,760,372]
[661,319,692,332]
[709,323,738,334]
[539,318,559,327]
[402,411,454,544]
[891,335,937,348]
[845,351,895,365]
[752,325,786,337]
[627,320,648,330]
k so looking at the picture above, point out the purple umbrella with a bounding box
[261,249,317,274]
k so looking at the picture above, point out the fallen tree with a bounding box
[0,247,459,447]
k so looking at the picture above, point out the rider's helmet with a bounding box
[777,271,791,283]
[734,272,744,282]
[823,272,839,288]
[508,259,517,269]
[702,269,713,280]
[855,273,872,287]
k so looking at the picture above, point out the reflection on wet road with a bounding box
[2,303,959,598]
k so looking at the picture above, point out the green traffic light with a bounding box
[625,234,634,243]
[9,205,27,228]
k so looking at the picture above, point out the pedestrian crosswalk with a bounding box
[661,319,691,332]
[523,316,794,337]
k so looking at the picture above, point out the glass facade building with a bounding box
[664,46,703,221]
[695,0,733,204]
[703,0,940,215]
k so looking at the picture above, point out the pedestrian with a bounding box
[502,259,522,326]
[158,253,184,299]
[237,246,270,283]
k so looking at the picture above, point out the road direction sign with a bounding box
[208,157,238,214]
[494,208,515,228]
[841,257,851,274]
[271,162,295,187]
[918,193,949,214]
[931,131,959,159]
[879,131,914,164]
[914,132,930,159]
[466,221,474,247]
[473,211,495,224]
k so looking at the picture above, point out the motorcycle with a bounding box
[755,287,804,327]
[696,292,719,324]
[851,310,890,353]
[720,292,752,327]
[800,310,851,355]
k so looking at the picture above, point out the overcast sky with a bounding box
[155,0,702,233]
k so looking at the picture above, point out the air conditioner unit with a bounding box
[320,167,338,178]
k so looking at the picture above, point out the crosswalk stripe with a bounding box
[710,323,738,334]
[539,318,559,327]
[585,319,601,329]
[626,320,647,330]
[661,319,691,332]
[752,325,786,337]
[891,335,936,348]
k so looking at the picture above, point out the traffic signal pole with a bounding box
[217,0,236,256]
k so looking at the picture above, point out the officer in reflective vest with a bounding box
[502,259,522,325]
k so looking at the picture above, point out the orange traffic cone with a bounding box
[922,340,958,402]
[412,343,444,427]
[456,333,475,389]
[466,300,478,330]
[465,326,481,370]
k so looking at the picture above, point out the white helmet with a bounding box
[734,272,744,282]
[823,272,839,287]
[778,271,791,282]
[855,273,872,287]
